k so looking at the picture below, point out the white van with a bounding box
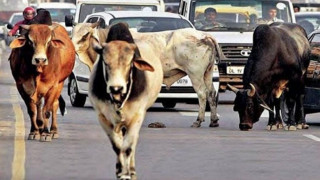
[65,0,165,26]
[178,0,296,91]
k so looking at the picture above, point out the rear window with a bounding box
[109,17,193,32]
[79,4,158,22]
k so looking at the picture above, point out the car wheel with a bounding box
[69,76,86,107]
[162,101,176,108]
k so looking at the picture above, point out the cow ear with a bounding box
[133,59,154,72]
[51,39,65,48]
[10,37,26,48]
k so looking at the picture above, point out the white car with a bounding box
[68,11,220,109]
[34,2,76,36]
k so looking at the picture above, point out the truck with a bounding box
[178,0,296,91]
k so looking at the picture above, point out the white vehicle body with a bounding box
[179,0,296,91]
[73,0,165,24]
[35,2,76,35]
[68,11,219,108]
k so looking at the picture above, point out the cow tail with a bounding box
[202,36,224,64]
[59,95,66,116]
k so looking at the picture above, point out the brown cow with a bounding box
[9,24,75,141]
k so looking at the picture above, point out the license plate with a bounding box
[171,76,192,87]
[227,66,244,74]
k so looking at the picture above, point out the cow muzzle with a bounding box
[33,58,48,73]
[239,123,253,131]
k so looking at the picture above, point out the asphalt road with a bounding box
[1,46,320,180]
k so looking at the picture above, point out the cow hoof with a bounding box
[130,174,137,180]
[284,125,297,131]
[296,123,309,130]
[40,134,52,142]
[266,125,277,131]
[277,123,284,129]
[51,133,59,139]
[28,133,40,140]
[191,121,201,128]
[209,121,219,128]
[119,175,131,180]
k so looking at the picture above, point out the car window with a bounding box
[11,15,23,25]
[86,17,99,23]
[310,33,320,61]
[79,4,158,22]
[99,18,106,28]
[109,17,193,32]
[45,8,76,22]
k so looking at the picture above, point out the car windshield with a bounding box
[11,14,23,25]
[109,17,193,32]
[296,14,320,35]
[46,8,76,22]
[79,4,158,22]
[191,0,293,32]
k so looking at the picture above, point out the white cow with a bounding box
[89,23,163,179]
[73,23,223,127]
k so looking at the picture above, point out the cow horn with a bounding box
[227,84,239,93]
[20,24,30,30]
[247,83,256,97]
[260,103,274,114]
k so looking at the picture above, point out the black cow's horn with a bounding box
[227,84,239,93]
[247,83,256,97]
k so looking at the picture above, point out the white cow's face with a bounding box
[100,41,136,103]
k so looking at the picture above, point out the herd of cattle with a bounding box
[7,18,312,179]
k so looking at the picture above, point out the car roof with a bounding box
[295,12,320,16]
[37,2,76,9]
[85,11,185,19]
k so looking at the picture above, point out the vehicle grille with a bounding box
[221,46,252,59]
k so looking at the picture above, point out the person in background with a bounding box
[294,5,301,13]
[8,6,36,36]
[258,7,284,24]
[195,7,225,29]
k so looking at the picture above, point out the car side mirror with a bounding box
[7,23,13,29]
[65,15,74,27]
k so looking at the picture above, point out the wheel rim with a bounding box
[70,79,77,103]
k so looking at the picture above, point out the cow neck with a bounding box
[102,61,134,116]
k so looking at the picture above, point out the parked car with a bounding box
[68,11,220,109]
[3,13,23,45]
[295,12,320,35]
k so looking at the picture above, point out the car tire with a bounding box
[162,101,176,108]
[69,76,86,107]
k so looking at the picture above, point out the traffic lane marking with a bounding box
[10,87,26,180]
[303,134,320,142]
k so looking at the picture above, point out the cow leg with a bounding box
[98,114,125,179]
[36,99,44,131]
[203,65,219,127]
[284,96,297,131]
[189,75,207,128]
[274,98,284,129]
[50,98,59,139]
[266,100,277,131]
[295,94,309,129]
[17,86,40,140]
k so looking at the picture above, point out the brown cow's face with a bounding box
[10,24,65,73]
[28,25,52,71]
[93,40,154,105]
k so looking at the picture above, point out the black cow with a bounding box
[228,22,310,131]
